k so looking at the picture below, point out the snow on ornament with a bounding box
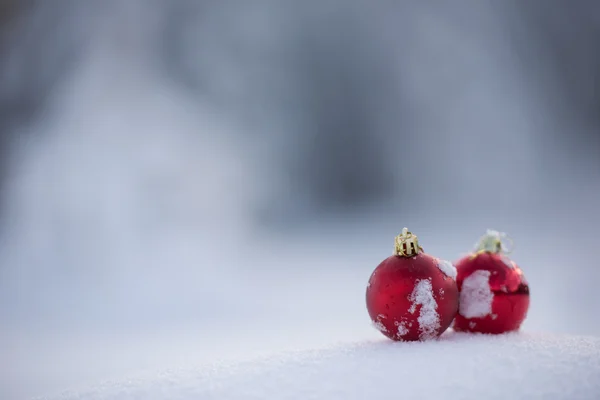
[453,230,530,334]
[459,270,493,319]
[366,228,458,341]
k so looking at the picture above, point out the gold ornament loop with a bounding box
[472,229,514,257]
[394,227,423,257]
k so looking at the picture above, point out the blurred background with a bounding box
[1,1,599,398]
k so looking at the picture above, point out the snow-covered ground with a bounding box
[3,220,600,399]
[38,332,600,400]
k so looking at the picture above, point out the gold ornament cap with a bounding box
[394,227,422,257]
[473,229,513,256]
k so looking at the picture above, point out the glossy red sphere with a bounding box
[453,252,530,334]
[366,253,459,341]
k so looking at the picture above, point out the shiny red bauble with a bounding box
[366,229,458,341]
[453,235,530,334]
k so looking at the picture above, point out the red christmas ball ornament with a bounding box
[453,230,530,334]
[366,228,459,341]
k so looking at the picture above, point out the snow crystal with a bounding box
[459,270,493,318]
[408,279,440,340]
[372,320,388,333]
[501,256,515,269]
[436,259,457,280]
[395,320,409,338]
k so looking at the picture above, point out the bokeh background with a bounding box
[1,1,599,398]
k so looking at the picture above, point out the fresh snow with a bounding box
[459,270,494,318]
[409,279,440,340]
[42,332,600,400]
[372,319,388,333]
[396,320,409,337]
[502,256,516,269]
[436,259,457,279]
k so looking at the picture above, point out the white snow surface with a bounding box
[42,332,600,400]
[436,258,457,280]
[459,270,494,318]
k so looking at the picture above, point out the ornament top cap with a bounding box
[474,229,513,255]
[394,227,422,257]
